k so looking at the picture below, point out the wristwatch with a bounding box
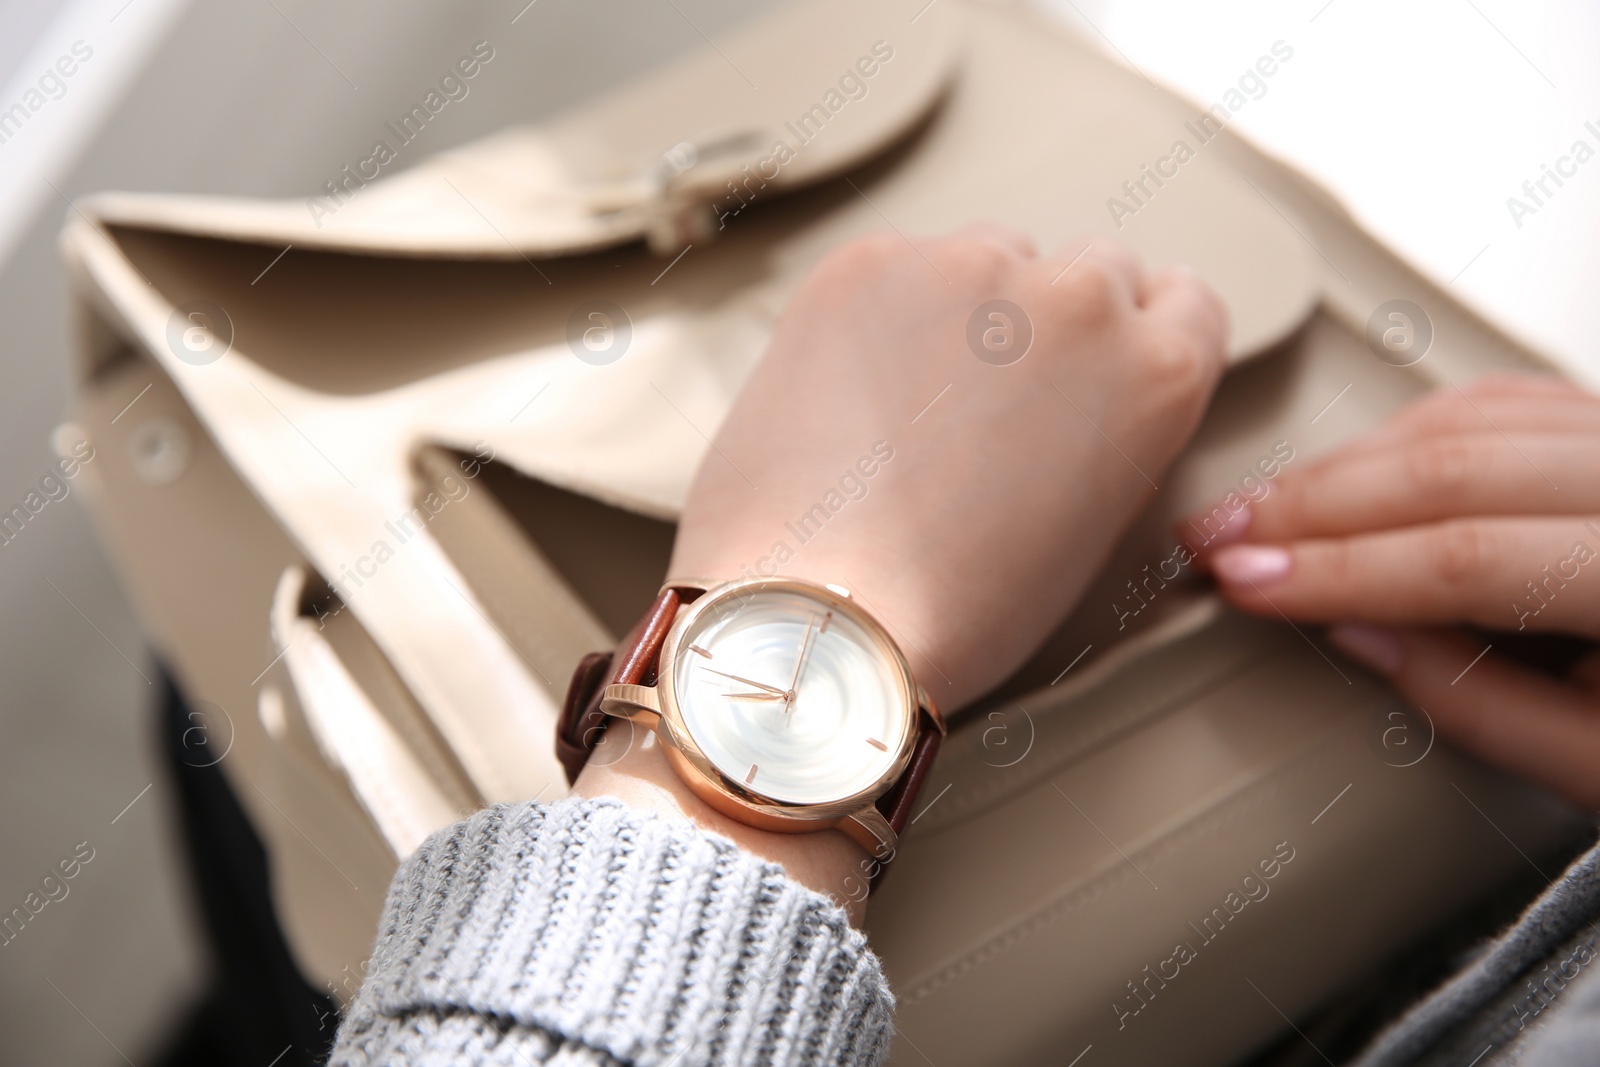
[556,576,945,878]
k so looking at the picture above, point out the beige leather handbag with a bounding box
[59,1,1582,1063]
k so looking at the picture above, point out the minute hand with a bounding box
[701,667,788,696]
[785,616,820,718]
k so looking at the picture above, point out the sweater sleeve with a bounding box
[328,796,894,1067]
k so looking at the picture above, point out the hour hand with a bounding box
[722,690,787,701]
[701,667,788,696]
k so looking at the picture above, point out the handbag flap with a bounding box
[77,0,964,258]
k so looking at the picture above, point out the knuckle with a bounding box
[1429,521,1492,587]
[1091,241,1140,279]
[819,232,905,280]
[1403,437,1477,495]
[1156,330,1211,382]
[1321,537,1355,588]
[941,236,1015,290]
[1199,287,1232,349]
[1137,327,1215,403]
[802,234,915,307]
[1262,470,1311,530]
[1298,537,1356,606]
[1054,261,1118,323]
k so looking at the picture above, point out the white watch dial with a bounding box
[670,587,911,805]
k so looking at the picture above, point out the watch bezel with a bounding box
[654,576,920,831]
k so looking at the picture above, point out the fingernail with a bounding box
[1180,503,1251,552]
[1212,544,1290,586]
[1328,623,1405,675]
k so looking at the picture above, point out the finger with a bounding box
[1450,372,1588,401]
[1139,265,1222,390]
[1339,385,1600,458]
[1209,517,1600,638]
[1391,375,1590,423]
[954,222,1038,258]
[1206,432,1600,543]
[1142,264,1228,342]
[1327,624,1600,810]
[1348,402,1600,460]
[1047,237,1145,304]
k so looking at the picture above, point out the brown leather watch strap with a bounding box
[554,650,614,784]
[877,711,942,836]
[556,584,696,784]
[860,708,941,894]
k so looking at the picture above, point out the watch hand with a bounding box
[789,617,817,691]
[722,690,787,701]
[701,667,788,696]
[785,615,820,720]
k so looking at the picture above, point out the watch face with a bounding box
[665,583,914,806]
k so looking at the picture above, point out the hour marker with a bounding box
[688,644,712,658]
[866,737,888,752]
[819,612,833,634]
[745,763,759,784]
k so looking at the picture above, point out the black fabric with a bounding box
[151,670,339,1067]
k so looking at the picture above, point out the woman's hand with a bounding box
[1188,374,1600,809]
[581,226,1227,918]
[671,225,1228,712]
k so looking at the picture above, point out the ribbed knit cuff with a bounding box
[332,797,893,1067]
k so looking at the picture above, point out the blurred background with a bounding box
[0,0,1596,1064]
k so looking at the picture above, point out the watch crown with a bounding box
[825,582,851,598]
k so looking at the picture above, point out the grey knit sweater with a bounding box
[328,797,892,1067]
[1349,834,1600,1067]
[330,797,1600,1067]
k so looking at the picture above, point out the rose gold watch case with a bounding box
[601,576,934,853]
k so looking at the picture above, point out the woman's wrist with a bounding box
[598,548,944,923]
[571,729,872,923]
